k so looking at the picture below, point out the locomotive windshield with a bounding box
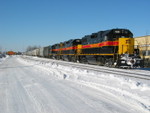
[113,29,133,38]
[107,29,133,40]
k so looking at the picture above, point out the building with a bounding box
[134,35,150,67]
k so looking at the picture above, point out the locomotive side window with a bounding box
[90,36,98,44]
[91,33,98,38]
[97,32,103,42]
[104,36,108,41]
[107,29,133,40]
[82,38,87,45]
[115,30,120,33]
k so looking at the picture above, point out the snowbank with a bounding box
[18,56,150,112]
[0,55,9,64]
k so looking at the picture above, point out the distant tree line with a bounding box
[26,45,41,52]
[0,46,2,53]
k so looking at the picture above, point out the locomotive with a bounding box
[26,28,143,68]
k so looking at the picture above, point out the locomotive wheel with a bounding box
[101,57,106,66]
[81,57,88,64]
[104,59,109,67]
[71,56,77,62]
[97,57,105,66]
[67,55,71,62]
[105,58,113,67]
[108,58,113,67]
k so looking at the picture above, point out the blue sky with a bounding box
[0,0,150,52]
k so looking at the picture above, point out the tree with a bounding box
[26,45,41,52]
[0,46,2,54]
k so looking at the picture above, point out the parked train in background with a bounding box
[25,28,144,68]
[7,51,16,55]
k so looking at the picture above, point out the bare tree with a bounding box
[0,46,2,54]
[26,45,41,52]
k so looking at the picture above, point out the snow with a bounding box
[0,55,8,64]
[0,56,150,113]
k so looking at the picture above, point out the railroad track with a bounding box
[22,56,150,80]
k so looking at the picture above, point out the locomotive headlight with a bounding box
[130,59,134,64]
[77,40,80,42]
[121,61,126,64]
[115,31,120,33]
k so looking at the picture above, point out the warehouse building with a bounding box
[134,35,150,67]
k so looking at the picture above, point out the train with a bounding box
[25,28,143,68]
[7,51,16,55]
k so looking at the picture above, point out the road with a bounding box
[0,56,149,113]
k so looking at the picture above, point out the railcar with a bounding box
[7,51,16,55]
[43,46,50,58]
[38,47,44,57]
[25,50,32,56]
[32,49,39,56]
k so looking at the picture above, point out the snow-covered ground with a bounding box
[0,55,8,64]
[0,56,150,113]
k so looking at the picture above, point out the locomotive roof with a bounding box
[50,28,133,47]
[82,28,132,38]
[101,28,132,36]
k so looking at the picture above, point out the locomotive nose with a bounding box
[118,38,134,55]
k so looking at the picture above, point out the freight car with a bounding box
[43,46,50,58]
[7,51,16,55]
[39,47,44,57]
[25,28,143,68]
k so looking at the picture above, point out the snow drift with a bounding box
[18,56,150,112]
